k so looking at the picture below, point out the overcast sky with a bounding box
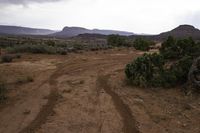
[0,0,200,34]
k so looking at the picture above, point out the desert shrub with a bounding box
[125,53,165,87]
[160,70,178,87]
[159,36,179,59]
[160,36,200,59]
[107,35,127,47]
[126,36,199,88]
[125,53,194,87]
[14,54,21,59]
[133,38,155,51]
[1,55,13,63]
[46,40,56,47]
[7,44,56,54]
[197,59,200,70]
[125,53,178,87]
[0,83,6,102]
[59,50,68,55]
[169,56,193,84]
[73,43,84,50]
[190,42,200,57]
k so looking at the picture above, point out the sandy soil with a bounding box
[0,48,199,133]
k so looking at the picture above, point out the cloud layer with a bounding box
[0,0,62,5]
[0,0,200,34]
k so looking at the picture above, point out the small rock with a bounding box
[23,109,31,115]
[63,89,72,93]
[80,80,85,84]
[182,123,187,127]
[177,121,181,125]
[183,104,192,110]
[71,80,84,85]
[134,98,144,103]
[82,58,87,61]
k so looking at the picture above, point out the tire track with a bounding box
[19,69,60,133]
[18,60,106,133]
[97,75,140,133]
[18,52,139,133]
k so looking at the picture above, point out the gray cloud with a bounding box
[179,11,200,29]
[0,0,63,5]
[188,13,200,28]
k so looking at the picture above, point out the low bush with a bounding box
[159,36,177,59]
[125,53,165,87]
[160,36,200,59]
[107,35,127,47]
[59,50,68,55]
[7,44,56,54]
[0,83,6,102]
[133,38,154,51]
[169,56,193,84]
[1,55,13,63]
[46,40,56,47]
[126,36,199,88]
[73,43,84,50]
[125,53,184,87]
[15,54,21,59]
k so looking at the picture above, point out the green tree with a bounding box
[107,35,127,47]
[133,38,154,51]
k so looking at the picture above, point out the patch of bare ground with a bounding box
[96,74,139,133]
[0,56,62,133]
[109,69,200,133]
[19,70,60,133]
[0,49,199,133]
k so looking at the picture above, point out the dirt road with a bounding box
[0,48,199,133]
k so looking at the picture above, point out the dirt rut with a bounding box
[97,74,140,133]
[19,72,60,133]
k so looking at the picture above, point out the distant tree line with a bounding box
[107,34,155,51]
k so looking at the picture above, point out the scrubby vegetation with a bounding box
[1,54,22,63]
[125,36,200,88]
[0,36,111,54]
[107,35,155,51]
[125,53,165,87]
[1,55,13,63]
[107,35,128,47]
[7,44,58,54]
[0,83,6,102]
[133,38,155,51]
[160,36,200,59]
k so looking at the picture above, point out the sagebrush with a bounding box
[125,36,199,88]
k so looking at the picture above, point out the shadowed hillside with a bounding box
[0,25,56,35]
[129,25,200,41]
[50,26,134,38]
[157,25,200,40]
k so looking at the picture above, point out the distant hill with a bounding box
[129,25,200,41]
[0,25,56,35]
[1,24,200,41]
[50,26,134,38]
[157,25,200,40]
